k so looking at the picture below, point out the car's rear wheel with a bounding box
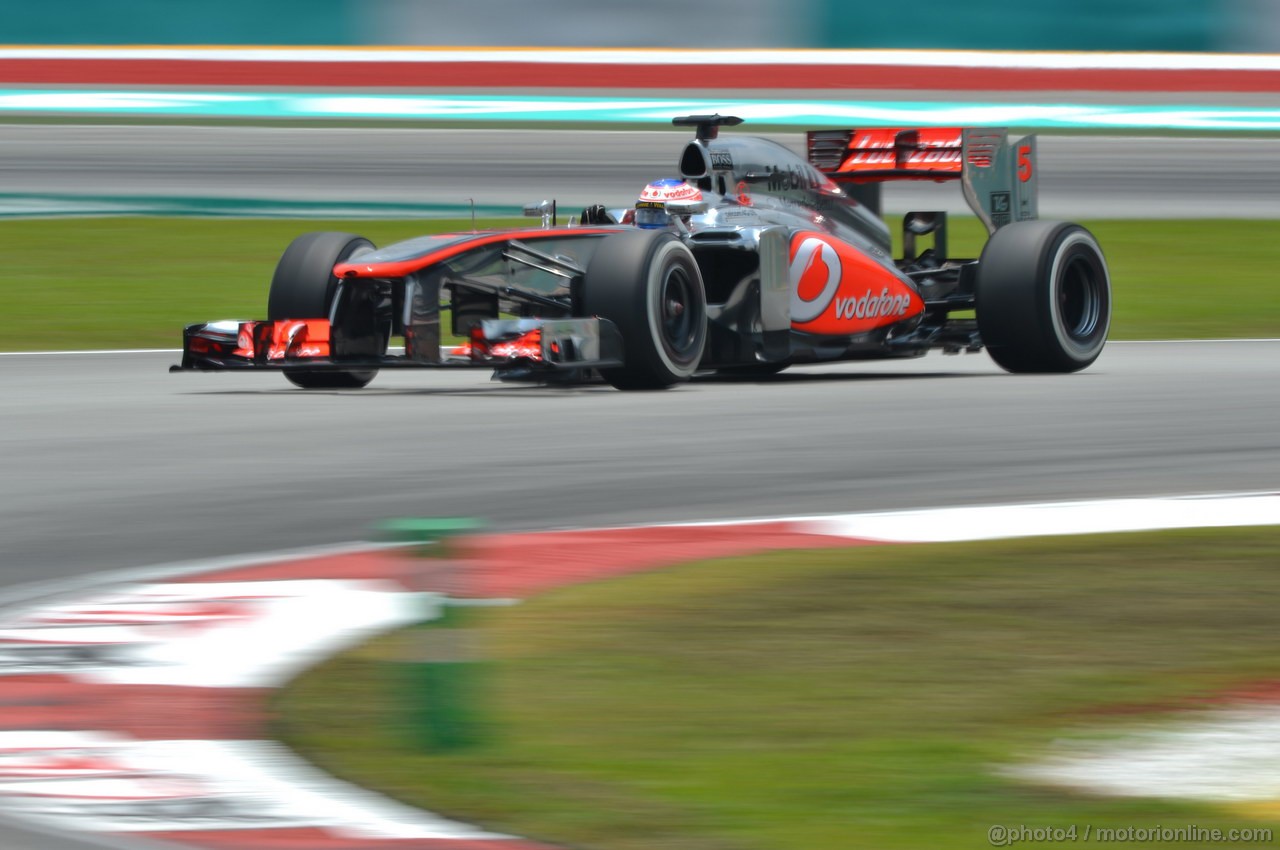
[583,231,707,390]
[267,231,384,389]
[976,220,1111,373]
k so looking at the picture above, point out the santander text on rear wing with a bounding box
[807,127,1038,234]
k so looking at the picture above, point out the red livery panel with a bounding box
[788,232,924,335]
[816,128,965,182]
[221,320,331,362]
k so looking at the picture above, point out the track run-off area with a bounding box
[0,483,1277,848]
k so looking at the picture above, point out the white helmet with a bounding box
[635,178,703,229]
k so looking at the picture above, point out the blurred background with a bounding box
[5,0,1280,52]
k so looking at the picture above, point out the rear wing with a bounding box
[807,127,1038,234]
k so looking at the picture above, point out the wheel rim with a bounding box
[658,263,701,365]
[1058,252,1105,344]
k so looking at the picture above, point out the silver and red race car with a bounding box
[173,115,1110,390]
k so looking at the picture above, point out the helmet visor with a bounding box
[634,206,670,229]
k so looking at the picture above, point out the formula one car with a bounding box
[173,115,1110,390]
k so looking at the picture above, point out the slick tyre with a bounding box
[583,231,707,390]
[267,231,383,389]
[976,221,1111,373]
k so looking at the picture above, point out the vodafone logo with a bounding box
[790,237,841,323]
[833,288,913,321]
[789,233,919,329]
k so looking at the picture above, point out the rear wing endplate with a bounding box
[807,127,1038,234]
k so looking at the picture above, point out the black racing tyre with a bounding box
[583,230,707,390]
[976,220,1111,373]
[266,231,383,389]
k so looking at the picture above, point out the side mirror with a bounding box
[523,199,557,228]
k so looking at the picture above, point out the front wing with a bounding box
[170,316,623,375]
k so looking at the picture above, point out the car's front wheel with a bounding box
[583,231,708,390]
[267,231,385,389]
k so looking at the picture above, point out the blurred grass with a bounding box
[1,217,1277,351]
[0,217,519,351]
[274,527,1280,850]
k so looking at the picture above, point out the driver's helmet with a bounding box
[635,178,702,229]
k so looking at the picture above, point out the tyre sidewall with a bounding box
[1043,228,1110,366]
[643,238,706,380]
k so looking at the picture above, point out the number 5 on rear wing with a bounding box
[807,127,1038,234]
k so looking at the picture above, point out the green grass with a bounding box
[1,217,1276,351]
[273,528,1280,850]
[0,217,519,350]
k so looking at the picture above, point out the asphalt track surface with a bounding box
[4,125,1280,218]
[3,341,1278,594]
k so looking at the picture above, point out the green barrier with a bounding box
[4,0,1241,50]
[5,0,352,44]
[381,516,485,563]
[380,517,487,752]
[812,0,1224,50]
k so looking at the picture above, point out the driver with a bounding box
[577,178,705,228]
[633,178,703,229]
